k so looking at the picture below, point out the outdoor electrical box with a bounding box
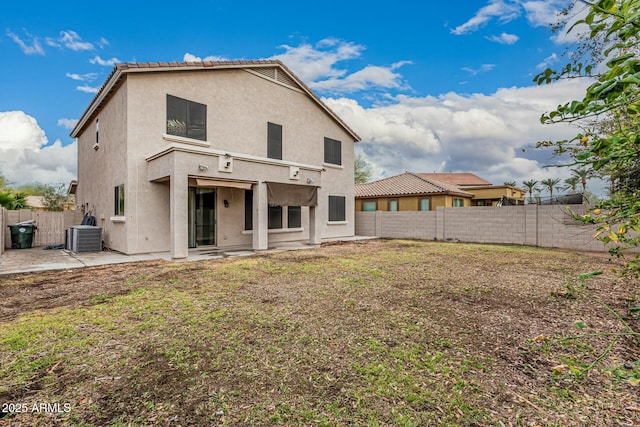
[66,225,102,252]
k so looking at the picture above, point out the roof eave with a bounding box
[69,60,361,143]
[355,190,474,199]
[70,67,122,138]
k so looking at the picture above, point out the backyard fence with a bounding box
[355,204,631,253]
[2,209,84,250]
[0,204,629,255]
[0,208,5,256]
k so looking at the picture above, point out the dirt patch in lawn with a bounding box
[1,239,639,426]
[0,260,168,322]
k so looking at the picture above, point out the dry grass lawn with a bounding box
[0,239,639,426]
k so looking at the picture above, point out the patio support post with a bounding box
[170,171,189,259]
[252,181,268,250]
[309,205,321,245]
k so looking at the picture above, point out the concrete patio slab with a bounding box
[0,236,377,275]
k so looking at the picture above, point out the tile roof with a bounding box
[418,173,492,186]
[70,60,359,142]
[355,172,474,198]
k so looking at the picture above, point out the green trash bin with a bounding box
[8,223,37,249]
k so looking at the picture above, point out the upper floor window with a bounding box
[419,198,430,211]
[389,199,399,211]
[453,198,464,207]
[324,137,342,165]
[166,94,206,141]
[267,122,282,160]
[95,119,99,144]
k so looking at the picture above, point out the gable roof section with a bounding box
[70,60,360,142]
[355,172,474,198]
[418,173,492,186]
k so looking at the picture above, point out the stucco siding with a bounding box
[76,81,129,253]
[76,66,355,254]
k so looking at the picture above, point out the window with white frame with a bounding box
[324,137,342,165]
[287,206,301,228]
[244,192,301,231]
[114,184,125,216]
[328,196,346,221]
[267,122,282,160]
[166,94,206,141]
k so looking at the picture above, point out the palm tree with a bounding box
[564,176,580,193]
[503,181,516,187]
[0,190,27,210]
[522,180,539,204]
[541,178,561,202]
[571,168,592,193]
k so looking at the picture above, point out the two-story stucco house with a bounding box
[70,60,359,259]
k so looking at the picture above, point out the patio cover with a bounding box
[194,178,253,190]
[267,182,318,207]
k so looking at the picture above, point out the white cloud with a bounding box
[462,64,496,76]
[452,1,580,43]
[324,78,606,195]
[309,62,411,94]
[550,1,591,44]
[536,52,559,70]
[451,0,521,35]
[55,30,94,51]
[6,29,44,55]
[521,0,576,28]
[0,111,77,186]
[183,52,228,62]
[486,32,519,44]
[57,118,78,130]
[66,72,98,81]
[187,39,411,95]
[271,38,365,83]
[269,39,410,94]
[98,37,110,49]
[76,85,99,94]
[89,55,120,66]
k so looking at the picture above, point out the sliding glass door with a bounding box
[188,187,216,248]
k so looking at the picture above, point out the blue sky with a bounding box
[0,0,604,196]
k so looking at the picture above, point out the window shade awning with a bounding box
[267,182,318,207]
[194,178,253,190]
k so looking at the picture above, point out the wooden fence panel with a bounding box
[3,210,83,249]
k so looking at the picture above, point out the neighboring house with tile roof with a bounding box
[418,173,492,187]
[355,172,525,211]
[419,172,526,206]
[355,172,475,212]
[71,60,359,258]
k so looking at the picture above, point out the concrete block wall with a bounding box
[0,208,5,256]
[535,205,604,251]
[380,211,437,240]
[439,206,527,245]
[355,211,377,237]
[356,204,632,253]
